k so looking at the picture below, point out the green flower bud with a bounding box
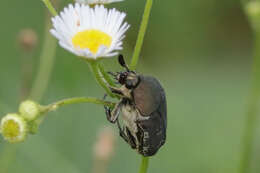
[0,113,28,143]
[19,100,40,121]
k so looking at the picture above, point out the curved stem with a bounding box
[98,63,117,87]
[130,0,153,70]
[138,156,149,173]
[41,97,115,113]
[88,60,116,98]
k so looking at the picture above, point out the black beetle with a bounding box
[104,55,167,156]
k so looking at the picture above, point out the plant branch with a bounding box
[41,97,115,113]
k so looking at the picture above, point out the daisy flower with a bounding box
[0,114,27,143]
[75,0,123,5]
[50,4,130,59]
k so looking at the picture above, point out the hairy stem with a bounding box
[42,97,115,113]
[98,63,117,87]
[130,0,153,70]
[88,60,116,98]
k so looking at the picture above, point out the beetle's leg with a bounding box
[125,127,137,149]
[116,120,136,149]
[104,100,122,123]
[103,94,113,123]
[109,86,124,96]
[116,120,128,142]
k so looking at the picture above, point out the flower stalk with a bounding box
[138,157,149,173]
[130,0,153,70]
[88,60,116,98]
[41,97,115,114]
[98,63,117,87]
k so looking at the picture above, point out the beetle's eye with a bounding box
[125,76,140,89]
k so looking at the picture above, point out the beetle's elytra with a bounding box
[104,55,167,156]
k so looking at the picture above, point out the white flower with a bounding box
[50,4,130,59]
[0,114,27,143]
[76,0,123,5]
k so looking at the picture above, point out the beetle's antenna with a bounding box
[118,54,130,72]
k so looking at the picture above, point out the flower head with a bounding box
[19,100,40,121]
[50,4,130,59]
[0,114,27,143]
[76,0,123,5]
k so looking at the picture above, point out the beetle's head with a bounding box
[116,55,140,89]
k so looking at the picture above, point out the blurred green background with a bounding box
[0,0,258,173]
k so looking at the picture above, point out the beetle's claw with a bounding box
[109,86,123,95]
[104,105,114,123]
[103,94,107,100]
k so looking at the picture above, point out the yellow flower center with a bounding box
[72,29,112,54]
[2,120,20,138]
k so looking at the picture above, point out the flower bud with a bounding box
[18,29,38,52]
[0,113,27,143]
[19,100,40,121]
[93,126,116,161]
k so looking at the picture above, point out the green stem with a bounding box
[130,0,153,70]
[42,0,57,16]
[98,63,117,87]
[88,60,116,98]
[239,31,260,173]
[41,97,115,113]
[30,16,57,101]
[138,156,149,173]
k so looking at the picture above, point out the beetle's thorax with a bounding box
[120,85,133,100]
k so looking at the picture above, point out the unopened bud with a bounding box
[19,100,40,121]
[18,29,38,52]
[0,113,27,143]
[93,126,116,161]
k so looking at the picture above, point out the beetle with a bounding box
[104,55,167,156]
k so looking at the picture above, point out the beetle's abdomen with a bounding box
[136,110,166,156]
[121,104,138,134]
